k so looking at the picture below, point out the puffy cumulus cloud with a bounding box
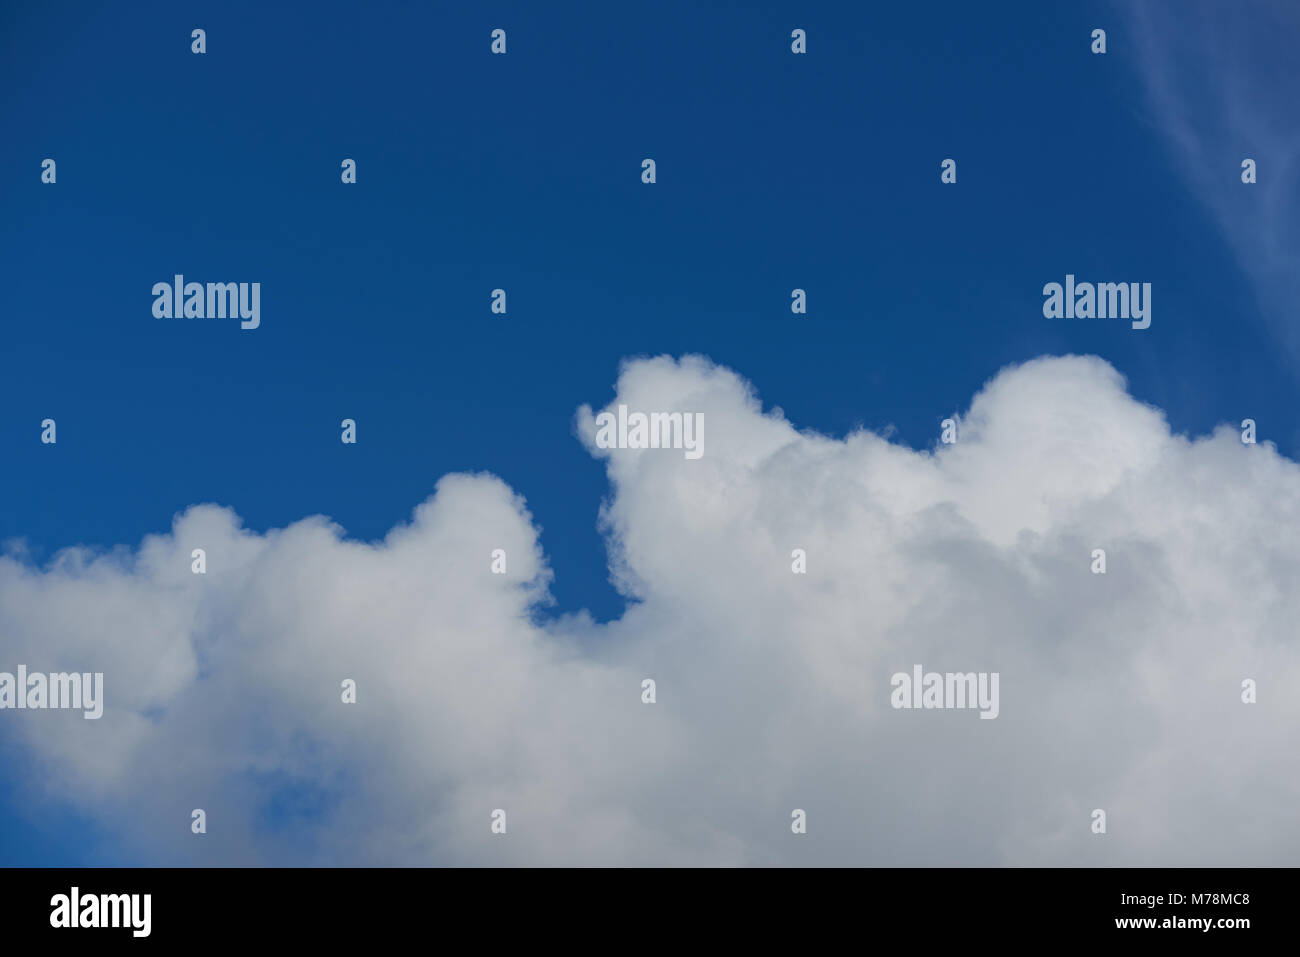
[2,354,1299,865]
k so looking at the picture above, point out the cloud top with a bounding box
[2,353,1296,865]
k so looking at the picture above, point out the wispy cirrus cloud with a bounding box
[1122,0,1300,354]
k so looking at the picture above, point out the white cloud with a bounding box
[2,353,1298,864]
[1123,0,1300,354]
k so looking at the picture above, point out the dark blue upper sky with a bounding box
[0,0,1294,863]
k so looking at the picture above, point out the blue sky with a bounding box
[1,0,1296,865]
